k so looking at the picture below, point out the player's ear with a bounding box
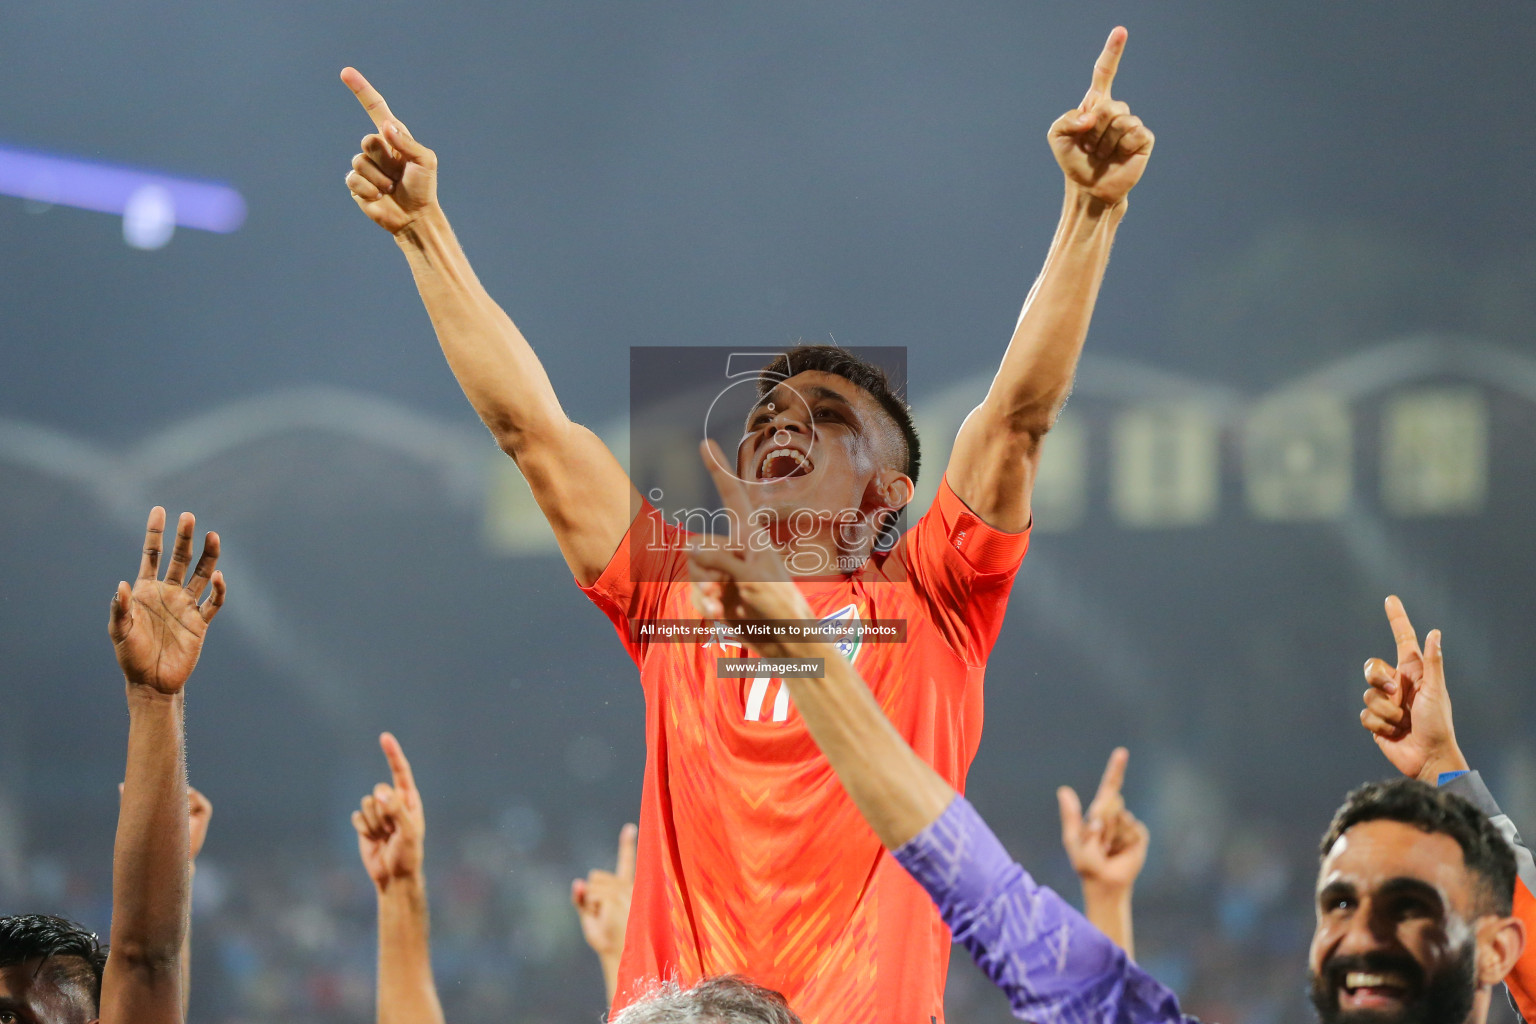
[1476,912,1526,985]
[873,469,913,513]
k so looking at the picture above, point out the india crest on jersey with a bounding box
[742,604,863,723]
[819,603,862,664]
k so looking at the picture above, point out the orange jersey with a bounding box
[581,478,1029,1024]
[1440,770,1536,1022]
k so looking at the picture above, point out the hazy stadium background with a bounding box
[3,3,1535,1021]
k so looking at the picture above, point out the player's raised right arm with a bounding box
[340,68,635,585]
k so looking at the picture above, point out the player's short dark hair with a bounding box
[612,974,804,1023]
[757,345,921,485]
[0,914,107,1010]
[1320,779,1516,916]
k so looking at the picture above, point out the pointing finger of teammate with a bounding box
[341,67,398,130]
[1385,595,1421,665]
[379,732,417,801]
[1081,26,1128,111]
[1093,747,1129,805]
[616,823,638,882]
[700,439,755,549]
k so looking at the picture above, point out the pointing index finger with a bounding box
[1384,595,1421,665]
[616,823,637,882]
[342,67,397,130]
[700,440,754,548]
[1082,26,1128,110]
[379,732,417,797]
[1094,746,1129,802]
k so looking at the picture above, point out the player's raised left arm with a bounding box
[946,27,1153,532]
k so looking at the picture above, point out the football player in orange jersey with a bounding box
[340,25,1153,1023]
[1359,598,1536,1022]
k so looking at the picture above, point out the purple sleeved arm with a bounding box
[894,796,1194,1024]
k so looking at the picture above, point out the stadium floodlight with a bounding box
[0,143,246,250]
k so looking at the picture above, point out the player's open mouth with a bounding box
[757,444,814,481]
[1339,971,1412,1010]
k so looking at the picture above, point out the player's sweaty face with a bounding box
[1307,820,1480,1024]
[737,371,886,524]
[0,961,97,1024]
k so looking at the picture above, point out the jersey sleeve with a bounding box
[1440,771,1536,1022]
[578,501,692,668]
[899,476,1031,665]
[894,796,1192,1024]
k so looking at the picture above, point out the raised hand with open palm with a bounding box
[109,506,225,694]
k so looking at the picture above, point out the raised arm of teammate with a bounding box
[102,508,226,1024]
[1359,597,1536,1022]
[118,781,213,1014]
[945,26,1154,532]
[1059,748,1149,958]
[339,69,636,585]
[688,443,1188,1021]
[352,732,445,1024]
[571,823,637,1006]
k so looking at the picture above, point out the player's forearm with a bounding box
[103,687,188,1023]
[1082,883,1136,959]
[780,644,955,849]
[599,952,620,1006]
[376,877,446,1024]
[393,206,572,453]
[983,187,1125,437]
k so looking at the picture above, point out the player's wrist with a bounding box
[392,203,451,247]
[1417,745,1470,784]
[1063,181,1129,220]
[378,868,428,899]
[124,680,183,708]
[1081,875,1134,901]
